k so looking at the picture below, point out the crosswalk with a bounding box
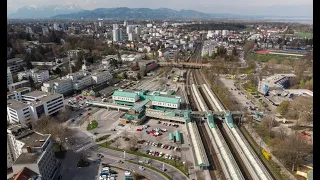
[75,142,96,153]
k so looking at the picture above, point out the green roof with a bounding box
[113,90,138,99]
[152,95,180,104]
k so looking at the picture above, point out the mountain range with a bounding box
[8,4,83,19]
[8,6,312,20]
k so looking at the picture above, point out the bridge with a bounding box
[158,62,212,68]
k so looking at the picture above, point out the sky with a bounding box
[7,0,313,16]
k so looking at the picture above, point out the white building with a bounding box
[128,33,138,41]
[53,23,59,30]
[8,80,30,92]
[113,24,119,30]
[91,71,113,85]
[25,27,33,34]
[42,27,49,35]
[98,21,103,27]
[7,68,13,87]
[7,87,32,101]
[146,24,153,28]
[112,29,123,42]
[18,69,50,83]
[222,30,229,36]
[8,126,59,180]
[123,21,128,26]
[7,99,32,126]
[73,75,93,90]
[135,26,141,36]
[258,74,296,94]
[41,79,73,94]
[7,91,65,125]
[126,25,134,34]
[7,58,26,74]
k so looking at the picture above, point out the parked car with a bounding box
[139,166,145,170]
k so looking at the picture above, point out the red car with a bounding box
[136,128,142,131]
[150,130,154,134]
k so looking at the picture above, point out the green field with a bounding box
[294,32,313,38]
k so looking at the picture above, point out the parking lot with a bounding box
[219,77,258,111]
[122,119,193,163]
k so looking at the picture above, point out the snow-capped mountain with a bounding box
[8,4,83,19]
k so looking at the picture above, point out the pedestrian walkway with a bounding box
[244,125,296,180]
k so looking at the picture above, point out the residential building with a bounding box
[53,23,59,30]
[7,99,32,126]
[112,29,123,42]
[41,79,73,94]
[91,71,113,85]
[128,33,138,41]
[9,126,59,180]
[135,26,142,36]
[8,80,30,92]
[7,58,26,74]
[73,75,93,90]
[113,24,119,30]
[25,27,33,34]
[7,87,32,101]
[67,50,81,59]
[7,139,14,169]
[42,27,49,35]
[7,68,13,87]
[126,25,134,34]
[18,69,50,83]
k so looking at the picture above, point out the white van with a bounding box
[124,171,131,176]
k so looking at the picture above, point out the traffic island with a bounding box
[87,120,99,131]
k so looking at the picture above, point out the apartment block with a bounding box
[18,69,50,83]
[7,58,26,74]
[8,126,59,180]
[41,79,73,94]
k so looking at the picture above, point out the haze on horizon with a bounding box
[7,0,313,17]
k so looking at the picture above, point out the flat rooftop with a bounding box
[7,99,29,110]
[14,152,42,165]
[7,87,31,95]
[23,90,63,102]
[9,80,29,86]
[18,131,50,148]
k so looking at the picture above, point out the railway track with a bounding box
[186,70,217,180]
[196,70,273,180]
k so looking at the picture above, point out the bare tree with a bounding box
[277,126,288,140]
[273,133,313,171]
[122,129,129,139]
[34,115,70,151]
[114,138,121,148]
[56,109,71,122]
[129,136,139,149]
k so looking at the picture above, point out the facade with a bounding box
[73,75,93,90]
[41,79,73,94]
[18,69,50,83]
[9,127,59,180]
[7,58,26,74]
[7,87,32,101]
[8,80,30,91]
[25,27,33,34]
[7,68,13,87]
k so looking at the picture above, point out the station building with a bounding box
[112,89,181,124]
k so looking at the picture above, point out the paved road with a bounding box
[92,147,188,180]
[90,154,166,180]
[64,129,188,180]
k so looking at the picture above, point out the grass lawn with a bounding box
[294,32,313,38]
[87,120,99,131]
[128,160,172,180]
[95,134,111,142]
[98,142,188,177]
